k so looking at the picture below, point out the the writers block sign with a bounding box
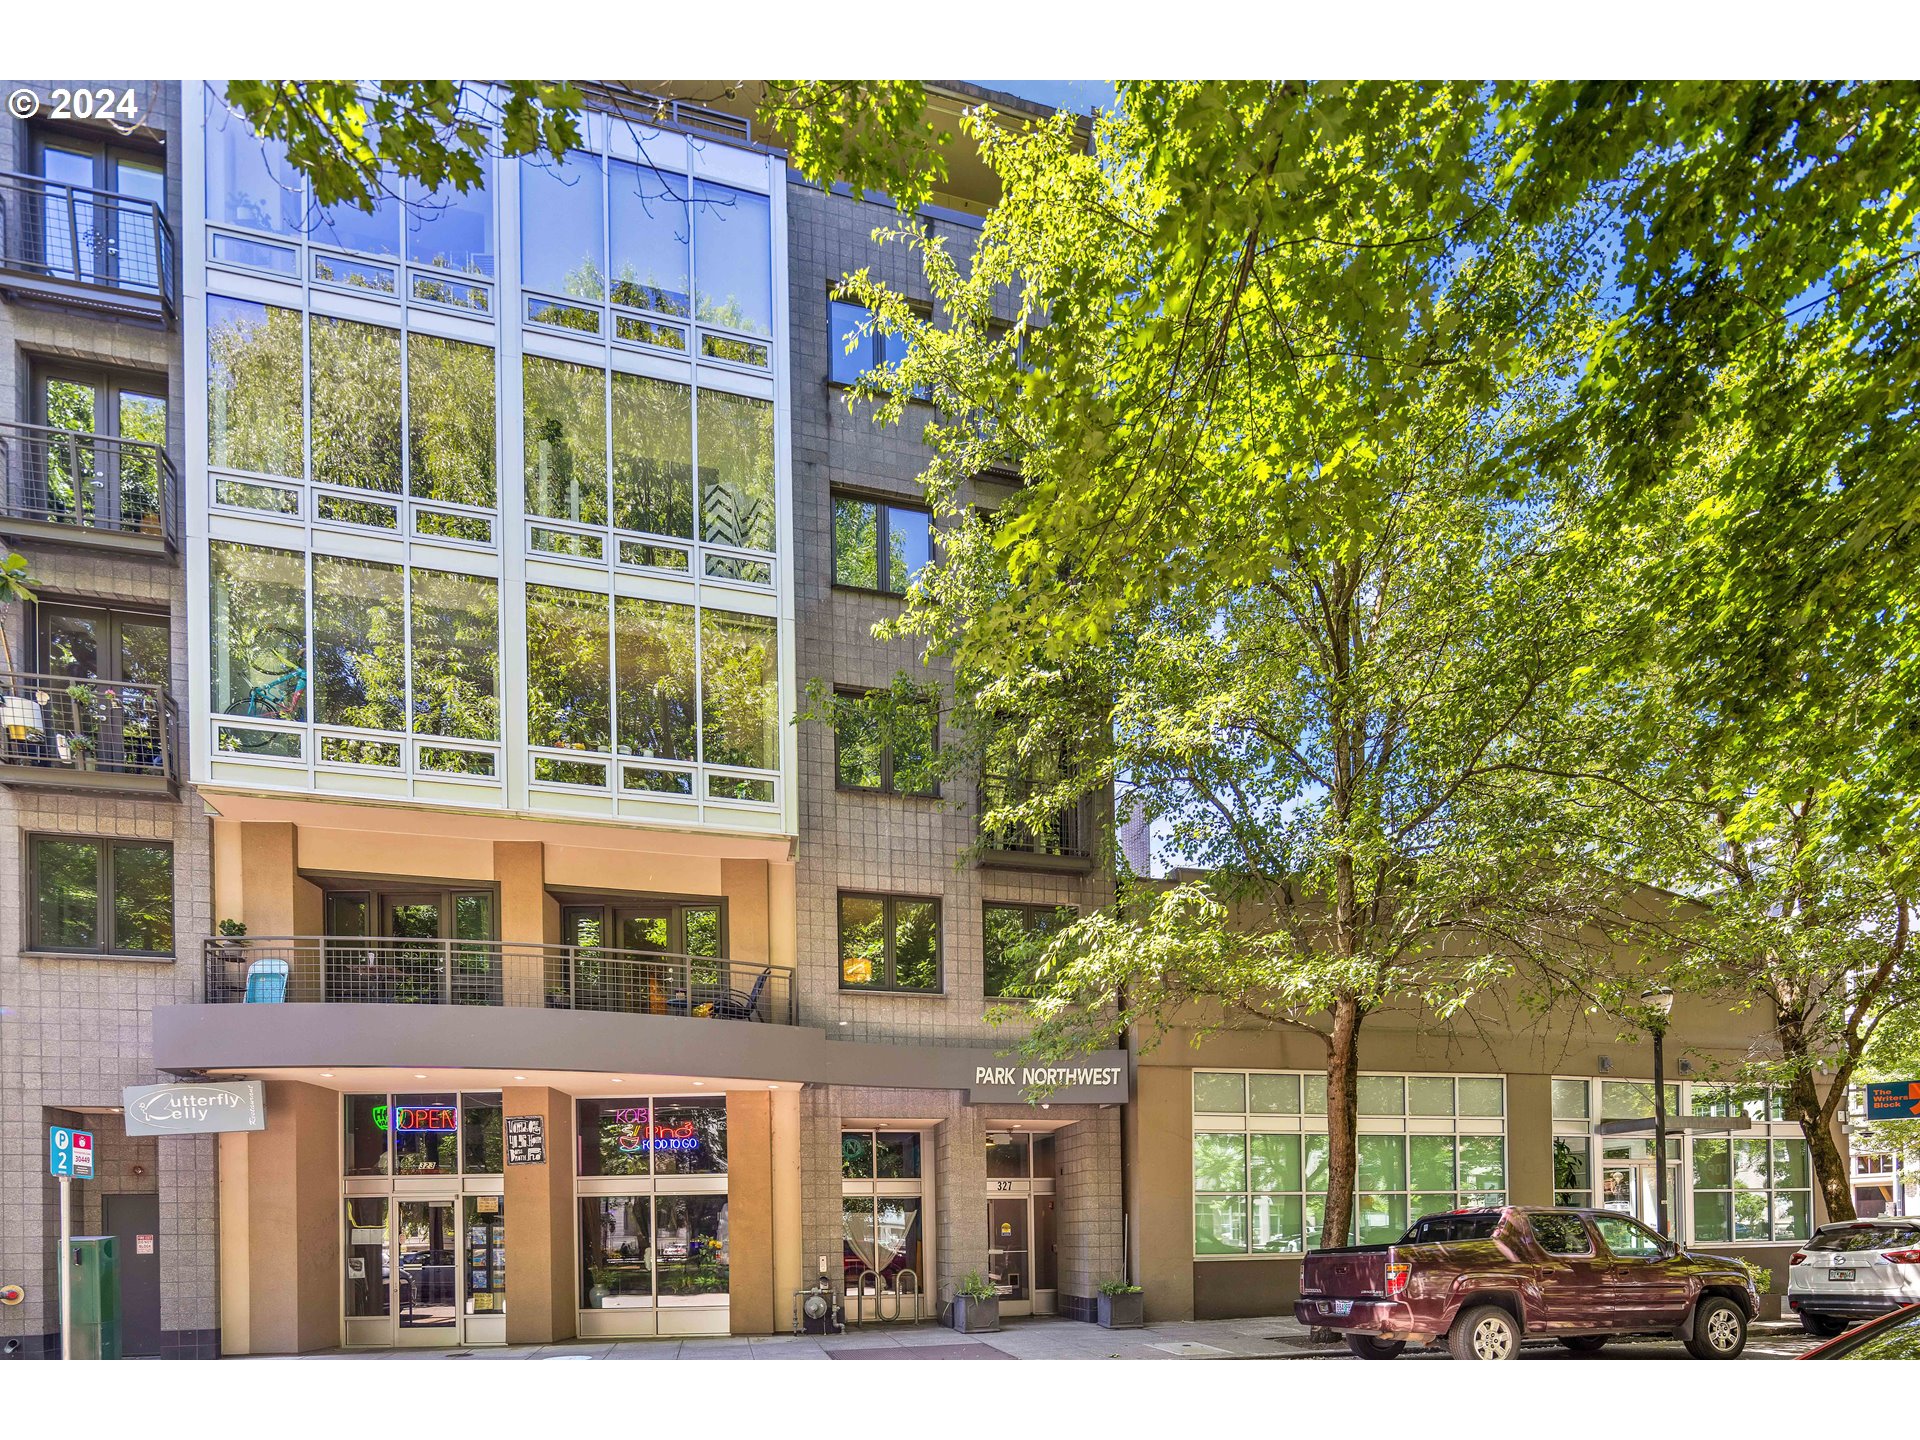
[964,1052,1128,1105]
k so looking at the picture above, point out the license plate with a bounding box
[1829,1269,1854,1282]
[1320,1300,1353,1316]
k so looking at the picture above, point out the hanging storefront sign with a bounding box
[122,1080,266,1136]
[505,1115,545,1165]
[963,1050,1129,1105]
[1866,1082,1920,1120]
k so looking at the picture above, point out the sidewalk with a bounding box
[270,1314,1814,1361]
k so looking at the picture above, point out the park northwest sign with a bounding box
[965,1052,1129,1105]
[122,1080,267,1136]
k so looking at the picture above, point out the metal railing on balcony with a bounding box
[0,170,176,316]
[202,936,797,1023]
[0,419,179,551]
[0,670,177,789]
[980,776,1093,867]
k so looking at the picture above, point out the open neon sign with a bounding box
[372,1105,458,1134]
[608,1108,701,1154]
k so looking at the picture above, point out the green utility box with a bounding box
[68,1236,121,1359]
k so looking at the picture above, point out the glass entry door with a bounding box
[1599,1159,1680,1236]
[984,1129,1059,1317]
[987,1198,1029,1309]
[396,1198,459,1342]
[347,1194,504,1347]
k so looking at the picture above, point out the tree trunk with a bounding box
[1321,994,1364,1250]
[1783,1061,1855,1225]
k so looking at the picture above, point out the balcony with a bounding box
[0,670,178,793]
[203,937,797,1024]
[0,419,179,555]
[0,170,176,321]
[979,780,1096,874]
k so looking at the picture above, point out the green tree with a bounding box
[837,86,1626,1249]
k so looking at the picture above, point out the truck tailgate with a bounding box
[1302,1245,1393,1298]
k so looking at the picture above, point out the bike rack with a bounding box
[849,1268,920,1325]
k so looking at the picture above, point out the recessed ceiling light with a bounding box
[693,1080,704,1086]
[513,1075,526,1082]
[320,1072,334,1079]
[414,1074,427,1079]
[612,1077,624,1083]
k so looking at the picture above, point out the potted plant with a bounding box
[1097,1279,1145,1329]
[68,731,97,771]
[951,1270,1001,1333]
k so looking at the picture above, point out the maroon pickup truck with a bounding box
[1295,1206,1758,1360]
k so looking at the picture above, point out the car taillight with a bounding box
[1790,1252,1808,1266]
[1883,1249,1920,1265]
[1385,1263,1410,1298]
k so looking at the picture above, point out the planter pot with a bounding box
[951,1296,1001,1333]
[1097,1292,1145,1329]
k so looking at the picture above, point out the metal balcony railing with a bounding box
[0,419,179,552]
[0,170,176,317]
[980,778,1093,867]
[202,936,797,1023]
[0,670,178,790]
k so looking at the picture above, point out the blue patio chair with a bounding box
[244,956,290,1003]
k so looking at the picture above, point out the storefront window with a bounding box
[1600,1080,1681,1120]
[986,1131,1032,1180]
[582,1196,653,1308]
[465,1196,506,1316]
[462,1093,503,1174]
[648,1099,728,1177]
[843,1197,922,1289]
[392,1092,460,1174]
[1691,1136,1812,1243]
[344,1198,390,1316]
[345,1094,389,1176]
[654,1195,729,1303]
[577,1096,728,1178]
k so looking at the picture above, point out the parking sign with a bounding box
[48,1126,94,1179]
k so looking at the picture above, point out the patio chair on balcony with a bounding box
[669,966,772,1022]
[243,956,290,1004]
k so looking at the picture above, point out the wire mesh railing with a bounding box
[202,936,796,1022]
[0,670,177,783]
[0,419,178,546]
[0,170,176,311]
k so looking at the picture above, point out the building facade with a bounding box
[0,78,1847,1359]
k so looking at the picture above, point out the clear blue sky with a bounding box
[975,81,1116,116]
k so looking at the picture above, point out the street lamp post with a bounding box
[1643,986,1676,1238]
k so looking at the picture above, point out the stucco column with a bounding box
[1129,1065,1195,1321]
[494,841,550,1008]
[726,1089,775,1334]
[236,821,322,994]
[238,1081,339,1354]
[770,1086,803,1326]
[1506,1071,1554,1206]
[503,1085,576,1344]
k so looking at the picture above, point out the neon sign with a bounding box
[608,1108,701,1154]
[373,1105,458,1134]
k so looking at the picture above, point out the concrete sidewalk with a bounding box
[270,1313,1815,1361]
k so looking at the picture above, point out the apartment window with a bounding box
[692,182,771,337]
[838,893,941,993]
[28,835,173,955]
[612,374,693,538]
[614,596,697,761]
[829,299,913,386]
[1191,1070,1507,1255]
[406,333,496,508]
[698,610,778,770]
[203,84,304,238]
[206,294,304,479]
[521,152,605,300]
[407,154,494,277]
[833,688,938,795]
[525,584,610,752]
[31,366,169,533]
[983,902,1075,998]
[312,555,406,732]
[696,389,775,553]
[831,492,933,594]
[523,355,608,526]
[409,569,500,742]
[208,540,307,721]
[610,161,690,317]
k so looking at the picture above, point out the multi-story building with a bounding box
[0,79,220,1359]
[0,78,1852,1357]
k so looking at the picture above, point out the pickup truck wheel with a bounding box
[1684,1297,1747,1359]
[1344,1335,1406,1360]
[1559,1336,1607,1353]
[1448,1305,1520,1361]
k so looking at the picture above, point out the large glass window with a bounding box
[407,334,496,508]
[523,356,608,526]
[833,688,937,795]
[698,610,777,770]
[312,168,401,258]
[391,1092,460,1175]
[525,584,610,753]
[696,390,775,553]
[312,555,405,732]
[1691,1136,1812,1243]
[407,156,494,277]
[610,161,690,317]
[838,893,940,993]
[983,902,1074,999]
[209,541,307,721]
[692,182,770,337]
[576,1097,728,1178]
[614,596,696,761]
[612,374,693,537]
[462,1093,503,1174]
[409,570,499,742]
[206,295,304,478]
[582,1197,654,1308]
[829,299,912,386]
[653,1195,730,1304]
[1192,1070,1506,1255]
[521,153,605,300]
[203,84,304,237]
[344,1198,390,1317]
[28,836,172,955]
[831,492,932,593]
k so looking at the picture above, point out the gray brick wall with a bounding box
[0,79,219,1357]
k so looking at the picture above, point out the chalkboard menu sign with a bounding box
[505,1114,545,1165]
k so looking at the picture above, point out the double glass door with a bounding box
[34,140,165,291]
[35,371,168,532]
[1599,1157,1680,1237]
[324,888,496,1004]
[344,1194,506,1347]
[984,1130,1058,1317]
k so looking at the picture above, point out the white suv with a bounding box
[1788,1219,1920,1336]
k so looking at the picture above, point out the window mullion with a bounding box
[99,841,116,953]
